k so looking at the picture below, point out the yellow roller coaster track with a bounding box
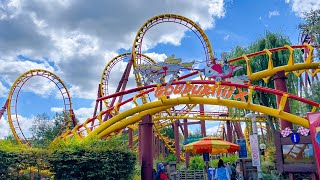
[229,44,319,82]
[7,69,74,147]
[58,77,320,141]
[100,53,155,107]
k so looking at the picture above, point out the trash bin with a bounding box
[208,168,215,180]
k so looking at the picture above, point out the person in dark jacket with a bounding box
[156,163,169,180]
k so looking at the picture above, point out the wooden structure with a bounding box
[274,132,318,179]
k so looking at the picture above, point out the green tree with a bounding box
[228,32,301,136]
[30,112,66,147]
[299,9,320,51]
[305,80,320,110]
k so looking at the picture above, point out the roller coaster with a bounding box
[0,14,319,164]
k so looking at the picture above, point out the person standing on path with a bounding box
[214,159,231,180]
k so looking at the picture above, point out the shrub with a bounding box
[0,140,51,179]
[49,138,137,180]
[189,155,205,170]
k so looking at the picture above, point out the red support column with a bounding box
[199,104,206,136]
[129,128,133,149]
[174,120,180,163]
[222,127,226,140]
[233,122,244,139]
[183,119,190,167]
[226,120,232,142]
[162,140,166,159]
[138,124,142,164]
[104,58,134,121]
[140,114,154,180]
[156,136,160,158]
[0,99,8,120]
[273,71,293,130]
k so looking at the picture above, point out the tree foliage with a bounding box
[228,32,300,132]
[0,137,137,180]
[30,112,66,147]
[299,9,320,50]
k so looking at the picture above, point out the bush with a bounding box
[188,154,239,170]
[0,137,137,180]
[49,138,137,180]
[0,140,51,179]
[189,156,205,170]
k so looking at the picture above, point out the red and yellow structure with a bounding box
[0,13,319,179]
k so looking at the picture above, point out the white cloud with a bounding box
[206,126,220,136]
[258,16,262,20]
[0,117,10,139]
[74,107,94,124]
[0,115,35,139]
[0,0,227,137]
[223,34,230,40]
[144,53,168,63]
[50,107,63,113]
[268,10,280,18]
[0,82,9,98]
[0,0,226,100]
[285,0,320,17]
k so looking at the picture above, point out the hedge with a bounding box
[0,140,51,179]
[49,148,136,179]
[0,137,137,180]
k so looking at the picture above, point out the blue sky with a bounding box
[0,0,319,138]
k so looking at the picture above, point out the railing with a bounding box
[178,170,205,180]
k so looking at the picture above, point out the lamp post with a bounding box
[245,112,263,180]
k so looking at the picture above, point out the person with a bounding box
[230,163,237,180]
[156,163,169,180]
[226,162,232,176]
[214,159,231,180]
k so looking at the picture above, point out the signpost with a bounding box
[307,112,320,179]
[203,152,210,162]
[237,139,248,158]
[250,134,261,167]
[291,133,300,144]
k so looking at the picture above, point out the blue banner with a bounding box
[237,139,248,158]
[184,136,203,145]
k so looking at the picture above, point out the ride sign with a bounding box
[249,134,261,167]
[237,139,248,158]
[155,84,248,101]
[291,133,300,144]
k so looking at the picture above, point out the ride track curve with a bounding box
[54,42,320,159]
[58,77,320,140]
[3,13,320,164]
[131,14,214,94]
[100,52,155,107]
[127,14,216,156]
[6,69,76,147]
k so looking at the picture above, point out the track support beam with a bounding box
[199,104,206,136]
[274,71,293,130]
[183,119,190,167]
[0,99,8,120]
[140,114,154,180]
[174,120,181,163]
